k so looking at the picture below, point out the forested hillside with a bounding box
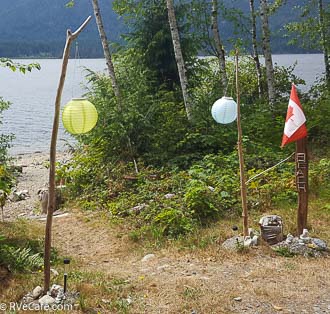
[0,0,319,57]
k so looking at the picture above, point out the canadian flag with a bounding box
[281,84,307,147]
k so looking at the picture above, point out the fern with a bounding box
[0,245,43,272]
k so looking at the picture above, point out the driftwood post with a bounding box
[235,51,249,237]
[44,16,91,293]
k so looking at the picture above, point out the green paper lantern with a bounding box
[62,98,98,134]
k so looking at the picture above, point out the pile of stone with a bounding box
[272,229,328,257]
[222,214,328,258]
[10,189,30,202]
[21,284,79,310]
[222,228,260,250]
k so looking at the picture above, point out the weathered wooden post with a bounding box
[235,50,249,237]
[44,16,91,293]
[296,138,308,235]
[281,84,308,236]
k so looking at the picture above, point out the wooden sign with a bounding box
[295,137,308,235]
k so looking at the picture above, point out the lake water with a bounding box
[0,55,325,155]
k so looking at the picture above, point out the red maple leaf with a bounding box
[285,105,294,122]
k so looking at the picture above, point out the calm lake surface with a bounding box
[0,55,325,155]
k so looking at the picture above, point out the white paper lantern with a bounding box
[211,96,238,124]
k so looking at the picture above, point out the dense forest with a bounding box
[0,0,324,58]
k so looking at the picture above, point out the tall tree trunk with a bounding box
[249,0,263,98]
[318,0,330,86]
[166,0,193,121]
[211,0,227,90]
[260,0,275,106]
[92,0,122,110]
[92,0,138,172]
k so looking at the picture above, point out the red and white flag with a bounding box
[281,84,307,147]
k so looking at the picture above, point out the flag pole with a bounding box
[235,50,249,237]
[296,137,308,235]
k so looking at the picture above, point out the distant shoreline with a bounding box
[9,52,324,60]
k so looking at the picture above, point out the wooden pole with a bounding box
[235,50,249,237]
[44,16,91,293]
[296,137,308,235]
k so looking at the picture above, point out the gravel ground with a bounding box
[3,152,71,221]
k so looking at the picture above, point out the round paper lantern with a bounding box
[62,98,98,134]
[211,96,237,124]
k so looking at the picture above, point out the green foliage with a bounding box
[0,97,13,165]
[0,246,43,272]
[113,0,202,88]
[0,234,44,272]
[285,1,330,50]
[304,81,330,149]
[310,158,330,197]
[0,58,40,74]
[184,179,219,221]
[273,246,296,258]
[61,49,330,242]
[0,98,14,193]
[0,164,15,193]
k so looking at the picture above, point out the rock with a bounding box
[208,186,215,192]
[222,236,245,250]
[273,236,328,257]
[11,190,30,202]
[39,295,55,305]
[55,290,65,304]
[130,204,148,215]
[157,264,170,271]
[251,235,259,246]
[50,268,59,277]
[10,165,23,173]
[311,238,327,250]
[244,236,252,247]
[141,254,156,262]
[243,234,259,247]
[285,233,294,244]
[234,297,242,302]
[32,286,43,299]
[126,296,133,305]
[300,229,311,243]
[164,193,175,199]
[50,284,63,297]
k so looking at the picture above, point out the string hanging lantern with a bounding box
[211,96,237,124]
[62,98,98,134]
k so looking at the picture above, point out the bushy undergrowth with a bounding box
[60,146,330,241]
[0,233,43,272]
[58,53,330,241]
[0,222,58,273]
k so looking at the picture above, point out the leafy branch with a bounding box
[0,58,41,74]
